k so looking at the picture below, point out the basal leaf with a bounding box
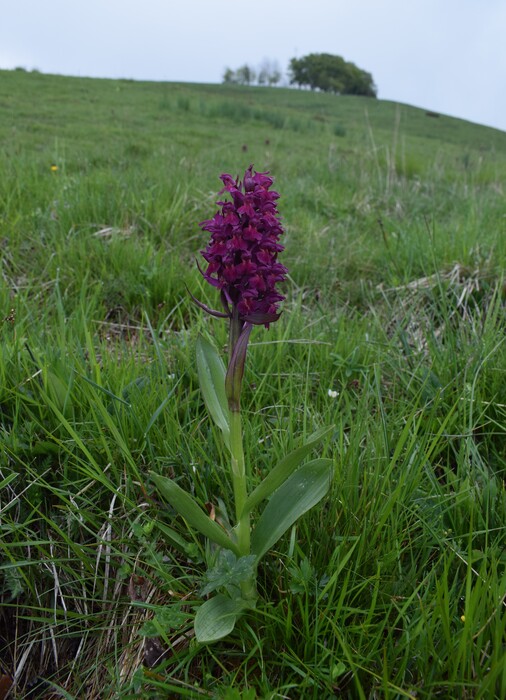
[200,550,256,597]
[196,335,230,448]
[150,472,240,555]
[138,603,189,637]
[241,425,334,517]
[194,594,248,643]
[250,458,333,562]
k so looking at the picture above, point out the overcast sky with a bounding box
[2,0,505,132]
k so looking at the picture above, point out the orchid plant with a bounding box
[150,166,333,643]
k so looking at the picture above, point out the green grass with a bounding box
[0,69,505,699]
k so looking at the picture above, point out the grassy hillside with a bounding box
[0,69,505,699]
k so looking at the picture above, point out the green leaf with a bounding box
[250,458,333,561]
[150,472,240,556]
[154,521,203,562]
[194,594,249,643]
[200,550,256,597]
[45,369,73,416]
[138,603,189,637]
[0,472,18,489]
[331,661,347,680]
[196,335,230,448]
[241,425,334,517]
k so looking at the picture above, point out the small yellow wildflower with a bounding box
[50,164,58,172]
[460,615,466,622]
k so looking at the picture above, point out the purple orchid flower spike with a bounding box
[199,165,287,329]
[197,165,287,409]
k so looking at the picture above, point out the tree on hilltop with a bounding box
[222,64,257,86]
[222,67,238,84]
[289,53,377,97]
[222,59,281,87]
[235,64,256,86]
[258,58,282,86]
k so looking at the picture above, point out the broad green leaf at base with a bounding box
[200,550,256,597]
[194,594,250,643]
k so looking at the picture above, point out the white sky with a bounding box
[2,0,505,132]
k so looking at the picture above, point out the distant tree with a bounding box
[289,53,377,97]
[258,58,282,87]
[342,61,376,96]
[235,64,256,86]
[288,57,308,89]
[222,67,238,84]
[268,69,282,86]
[223,60,281,87]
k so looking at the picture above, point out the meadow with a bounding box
[0,68,505,699]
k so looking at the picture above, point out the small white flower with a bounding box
[168,373,176,380]
[327,388,339,398]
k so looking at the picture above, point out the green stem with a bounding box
[229,407,257,601]
[229,408,249,552]
[226,311,257,600]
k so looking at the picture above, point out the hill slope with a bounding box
[0,69,505,699]
[2,69,506,156]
